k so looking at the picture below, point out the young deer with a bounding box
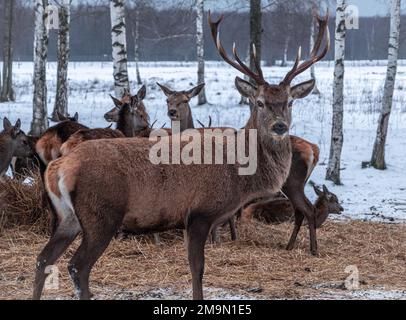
[157,82,237,242]
[33,11,329,300]
[10,135,41,179]
[0,118,33,178]
[243,183,343,225]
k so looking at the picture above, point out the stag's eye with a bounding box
[257,100,264,108]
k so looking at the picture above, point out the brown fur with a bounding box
[60,128,125,156]
[36,121,88,165]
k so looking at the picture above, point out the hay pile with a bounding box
[0,173,50,235]
[1,219,405,300]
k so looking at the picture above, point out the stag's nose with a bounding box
[168,109,177,117]
[272,122,289,136]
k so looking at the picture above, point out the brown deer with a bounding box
[157,82,237,243]
[243,183,343,225]
[35,112,88,167]
[0,118,33,178]
[32,11,329,300]
[10,135,41,179]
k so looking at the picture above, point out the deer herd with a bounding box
[0,11,345,300]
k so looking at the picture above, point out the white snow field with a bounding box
[1,60,405,222]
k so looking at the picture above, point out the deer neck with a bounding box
[180,110,194,132]
[314,197,329,228]
[0,135,13,176]
[240,112,292,198]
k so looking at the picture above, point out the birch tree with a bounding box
[370,0,401,170]
[196,0,207,105]
[30,0,49,136]
[110,0,130,97]
[0,0,15,102]
[326,0,346,185]
[131,1,142,85]
[309,13,320,95]
[51,0,71,120]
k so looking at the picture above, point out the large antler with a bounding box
[208,11,266,85]
[281,10,330,86]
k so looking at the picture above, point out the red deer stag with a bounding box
[33,11,329,300]
[0,118,33,178]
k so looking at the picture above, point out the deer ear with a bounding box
[110,95,123,108]
[290,79,315,100]
[322,184,329,194]
[235,77,257,98]
[136,85,147,100]
[11,119,21,138]
[313,185,323,196]
[3,117,12,131]
[73,112,79,122]
[185,83,205,99]
[157,82,174,97]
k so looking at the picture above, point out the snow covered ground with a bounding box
[1,60,405,222]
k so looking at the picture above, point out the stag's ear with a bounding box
[137,85,146,101]
[322,184,329,194]
[290,79,315,100]
[185,83,205,99]
[235,77,257,98]
[72,112,79,122]
[313,185,323,196]
[11,119,21,138]
[3,117,12,131]
[157,82,174,97]
[110,95,123,108]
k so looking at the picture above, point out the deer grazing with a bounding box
[243,183,343,225]
[0,118,33,178]
[32,9,329,300]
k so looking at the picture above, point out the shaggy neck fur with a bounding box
[240,108,292,200]
[180,111,195,132]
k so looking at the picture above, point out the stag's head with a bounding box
[1,118,33,158]
[157,83,205,122]
[208,11,330,141]
[104,88,134,122]
[314,184,344,215]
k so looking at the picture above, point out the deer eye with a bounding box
[257,100,264,108]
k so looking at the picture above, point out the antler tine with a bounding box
[282,10,330,85]
[252,44,264,82]
[208,10,266,85]
[280,46,302,86]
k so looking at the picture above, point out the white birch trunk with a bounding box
[370,0,401,169]
[30,0,49,136]
[110,0,129,97]
[0,0,15,102]
[310,15,320,95]
[196,0,207,105]
[326,0,346,185]
[52,0,71,120]
[133,3,142,85]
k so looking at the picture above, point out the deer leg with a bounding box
[68,228,116,300]
[33,216,80,300]
[308,215,318,256]
[210,227,220,244]
[228,216,237,241]
[186,214,211,300]
[286,210,304,251]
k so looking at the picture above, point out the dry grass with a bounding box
[0,219,405,300]
[0,173,50,235]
